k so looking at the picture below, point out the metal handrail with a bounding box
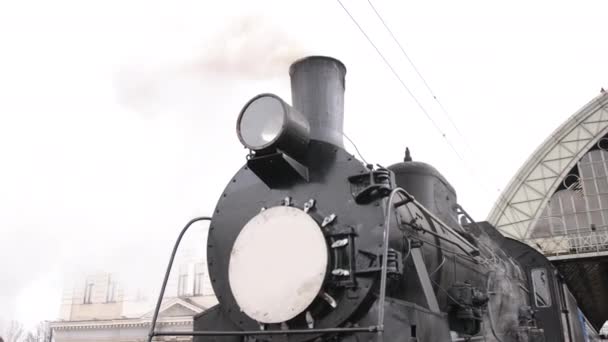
[146,192,400,341]
[147,217,212,342]
[527,229,608,256]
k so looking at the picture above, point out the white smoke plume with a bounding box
[189,15,309,80]
[114,15,309,116]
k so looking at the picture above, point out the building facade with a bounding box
[50,254,217,342]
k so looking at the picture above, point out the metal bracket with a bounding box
[303,199,316,213]
[247,152,309,188]
[410,242,440,313]
[348,167,393,204]
[322,213,337,227]
[324,225,356,237]
[327,226,357,288]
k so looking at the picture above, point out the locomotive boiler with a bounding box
[148,56,598,342]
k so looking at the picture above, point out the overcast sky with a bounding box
[1,0,608,330]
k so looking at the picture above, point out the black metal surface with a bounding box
[206,140,384,342]
[347,168,392,204]
[193,305,241,342]
[388,154,459,230]
[289,56,346,148]
[447,281,488,336]
[499,234,574,342]
[410,245,441,313]
[341,297,452,342]
[246,152,309,188]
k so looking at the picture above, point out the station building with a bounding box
[49,252,217,342]
[487,90,608,331]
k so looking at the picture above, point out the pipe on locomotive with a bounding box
[289,56,346,148]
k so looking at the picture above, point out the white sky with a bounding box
[1,0,608,331]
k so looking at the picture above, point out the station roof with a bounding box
[487,91,608,240]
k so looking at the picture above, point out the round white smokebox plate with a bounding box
[228,206,328,323]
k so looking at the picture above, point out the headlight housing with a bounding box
[237,94,310,157]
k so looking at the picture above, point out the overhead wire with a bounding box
[337,0,519,231]
[365,0,468,145]
[365,0,522,231]
[365,0,519,225]
[335,0,466,165]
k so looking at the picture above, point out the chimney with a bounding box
[289,56,346,148]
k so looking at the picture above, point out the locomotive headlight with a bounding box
[237,94,310,157]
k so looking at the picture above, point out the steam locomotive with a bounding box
[151,56,601,341]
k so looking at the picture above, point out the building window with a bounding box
[178,273,188,297]
[194,263,205,296]
[84,280,94,304]
[533,149,608,239]
[106,275,116,303]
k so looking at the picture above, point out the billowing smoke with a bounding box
[95,13,310,312]
[190,15,309,80]
[114,15,309,117]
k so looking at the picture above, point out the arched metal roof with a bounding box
[487,92,608,240]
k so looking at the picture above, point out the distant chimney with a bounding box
[289,56,346,148]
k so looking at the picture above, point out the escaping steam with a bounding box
[476,233,527,340]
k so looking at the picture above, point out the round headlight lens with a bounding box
[228,206,328,323]
[238,95,285,149]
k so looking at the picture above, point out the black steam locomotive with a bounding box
[148,56,599,342]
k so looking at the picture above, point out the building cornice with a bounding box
[50,317,192,331]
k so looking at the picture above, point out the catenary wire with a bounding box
[365,0,469,144]
[335,0,466,163]
[365,0,521,232]
[337,0,519,231]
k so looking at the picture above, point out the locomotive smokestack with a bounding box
[289,56,346,148]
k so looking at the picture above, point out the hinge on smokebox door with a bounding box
[347,165,394,204]
[325,225,358,288]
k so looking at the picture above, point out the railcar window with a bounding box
[531,268,552,307]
